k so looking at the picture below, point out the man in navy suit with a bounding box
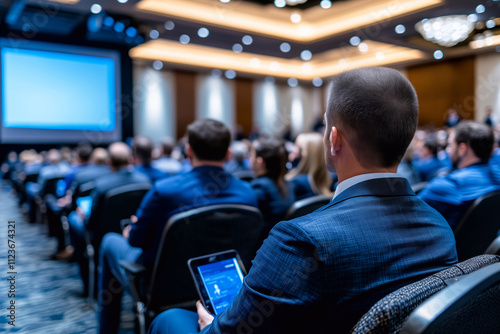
[419,121,500,229]
[148,67,458,334]
[97,119,258,334]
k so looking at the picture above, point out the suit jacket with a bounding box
[418,162,500,230]
[135,163,168,183]
[128,165,258,266]
[202,177,457,334]
[86,167,151,233]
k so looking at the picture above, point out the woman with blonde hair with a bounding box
[286,132,333,200]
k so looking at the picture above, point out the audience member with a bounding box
[397,143,421,186]
[485,106,494,127]
[68,142,150,296]
[250,137,295,231]
[148,67,458,334]
[286,132,333,200]
[418,121,500,229]
[133,136,168,183]
[152,138,183,176]
[412,136,447,181]
[445,107,460,128]
[97,119,258,334]
[224,140,252,177]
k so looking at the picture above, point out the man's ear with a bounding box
[330,126,341,155]
[458,142,468,157]
[224,148,232,162]
[185,143,193,159]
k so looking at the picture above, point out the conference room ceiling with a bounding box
[1,0,499,80]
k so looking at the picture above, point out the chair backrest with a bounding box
[285,194,331,220]
[40,176,64,196]
[454,190,500,261]
[146,204,264,311]
[485,235,500,255]
[400,262,500,334]
[94,183,151,245]
[350,254,500,334]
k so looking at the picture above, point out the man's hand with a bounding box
[197,300,214,331]
[122,224,132,239]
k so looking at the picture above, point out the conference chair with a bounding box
[400,262,500,334]
[34,176,65,224]
[485,235,500,256]
[454,190,500,261]
[85,183,151,304]
[349,254,500,334]
[285,194,331,220]
[120,204,264,334]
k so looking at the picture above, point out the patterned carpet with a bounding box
[0,186,134,333]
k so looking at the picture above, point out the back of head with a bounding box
[187,119,230,162]
[160,138,175,157]
[76,143,93,163]
[133,136,154,163]
[48,149,62,165]
[254,136,288,195]
[91,148,109,165]
[423,137,438,157]
[108,142,131,169]
[288,132,332,195]
[454,121,494,161]
[326,67,419,168]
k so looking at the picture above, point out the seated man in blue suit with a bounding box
[148,67,458,334]
[97,119,258,334]
[419,121,500,229]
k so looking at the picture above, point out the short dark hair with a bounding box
[76,143,92,163]
[423,137,438,156]
[187,119,230,161]
[254,136,288,196]
[326,67,419,168]
[133,136,154,163]
[454,121,494,161]
[160,138,175,156]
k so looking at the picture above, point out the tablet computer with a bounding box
[76,196,93,216]
[188,250,246,315]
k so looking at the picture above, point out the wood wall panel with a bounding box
[235,78,253,137]
[407,56,475,127]
[174,70,196,139]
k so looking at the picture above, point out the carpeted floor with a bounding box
[0,186,134,333]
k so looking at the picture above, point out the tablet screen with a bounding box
[197,257,244,315]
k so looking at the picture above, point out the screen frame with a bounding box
[188,249,246,315]
[0,38,122,145]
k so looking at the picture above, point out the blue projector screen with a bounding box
[0,40,121,144]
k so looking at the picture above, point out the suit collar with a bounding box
[324,177,414,209]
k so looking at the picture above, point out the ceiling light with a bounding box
[320,0,331,9]
[476,4,485,14]
[225,70,236,79]
[232,43,243,53]
[270,61,280,71]
[152,60,163,70]
[274,0,286,8]
[180,34,190,44]
[211,69,222,77]
[164,21,175,30]
[312,77,323,87]
[290,13,301,24]
[280,42,291,53]
[350,36,361,46]
[395,24,406,34]
[467,14,478,23]
[198,27,209,38]
[486,19,496,29]
[90,4,102,14]
[149,29,159,39]
[220,0,230,3]
[433,50,443,59]
[288,77,298,87]
[250,58,261,68]
[358,42,369,53]
[242,35,253,45]
[415,15,474,47]
[376,52,385,60]
[286,0,307,5]
[300,50,312,61]
[117,0,127,3]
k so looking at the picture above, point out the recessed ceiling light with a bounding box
[90,4,102,14]
[225,70,236,79]
[164,21,175,30]
[467,14,478,23]
[312,77,323,87]
[291,13,301,23]
[300,50,312,61]
[180,34,190,44]
[395,24,406,34]
[117,0,127,3]
[358,42,369,53]
[149,29,159,39]
[433,50,444,59]
[242,35,253,45]
[275,0,286,8]
[280,42,291,53]
[152,60,163,70]
[476,4,485,14]
[486,19,496,29]
[288,77,299,87]
[320,0,332,9]
[232,43,243,53]
[220,0,230,3]
[198,27,209,38]
[350,36,361,46]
